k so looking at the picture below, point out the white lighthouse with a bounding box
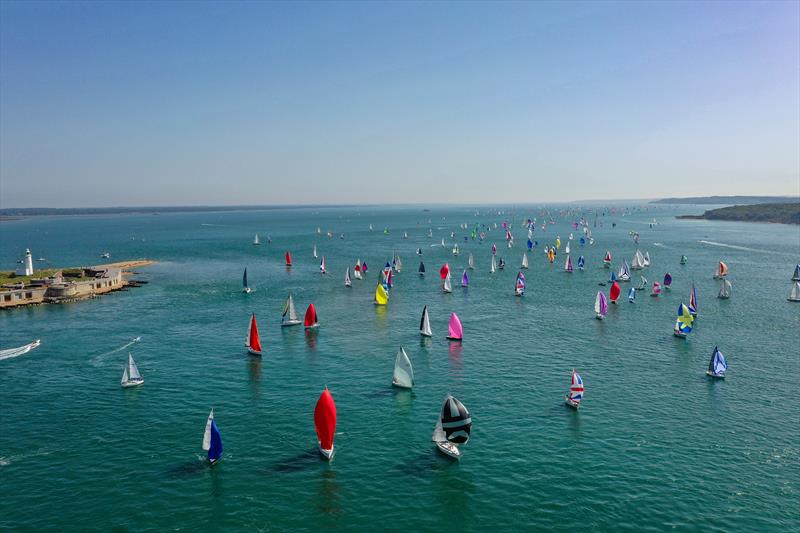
[16,249,34,276]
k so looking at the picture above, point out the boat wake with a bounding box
[0,340,41,361]
[698,240,767,253]
[91,337,141,366]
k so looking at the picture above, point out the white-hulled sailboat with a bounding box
[706,346,728,378]
[281,294,302,326]
[253,234,260,246]
[121,353,144,387]
[420,305,433,337]
[565,369,584,409]
[594,291,608,320]
[242,268,252,293]
[490,255,497,273]
[521,252,529,269]
[344,268,352,287]
[432,395,472,459]
[391,347,414,389]
[631,250,646,270]
[468,253,475,270]
[718,279,731,299]
[788,281,800,302]
[443,272,453,293]
[313,245,318,258]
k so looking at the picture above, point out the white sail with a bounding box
[789,281,800,301]
[594,292,602,314]
[432,416,446,442]
[441,238,446,247]
[392,347,414,388]
[443,273,453,293]
[420,306,433,337]
[202,409,214,451]
[313,245,318,258]
[253,234,260,245]
[345,268,352,287]
[565,243,570,255]
[521,252,529,269]
[490,255,496,273]
[127,353,142,380]
[284,294,299,321]
[631,250,645,270]
[643,251,651,267]
[468,253,475,269]
[718,279,731,298]
[121,365,129,384]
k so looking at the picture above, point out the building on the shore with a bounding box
[15,249,34,276]
[1,267,125,309]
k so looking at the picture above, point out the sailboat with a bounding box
[609,270,617,284]
[706,346,728,378]
[498,257,505,270]
[565,369,584,409]
[443,272,453,293]
[650,281,662,297]
[788,281,800,302]
[121,353,144,387]
[403,231,409,240]
[419,261,426,276]
[565,242,571,255]
[314,388,337,460]
[636,275,648,291]
[628,287,636,303]
[609,281,621,303]
[468,253,475,270]
[515,271,525,296]
[603,251,612,268]
[313,245,318,258]
[577,255,585,270]
[452,244,460,256]
[631,250,646,270]
[441,237,446,247]
[304,304,319,329]
[680,255,688,265]
[202,409,223,465]
[242,268,252,293]
[285,251,292,266]
[490,255,497,273]
[416,248,423,256]
[319,256,326,274]
[374,283,389,305]
[521,252,529,269]
[688,284,698,317]
[281,294,302,326]
[246,313,262,355]
[673,303,694,338]
[663,273,672,290]
[344,268,352,288]
[617,261,630,282]
[391,347,414,389]
[713,261,729,279]
[594,291,608,320]
[792,264,800,281]
[446,313,463,341]
[491,243,497,255]
[461,270,469,287]
[565,254,573,273]
[420,305,433,337]
[432,395,472,459]
[643,251,651,267]
[253,234,260,246]
[718,279,732,299]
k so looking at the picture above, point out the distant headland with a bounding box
[677,203,800,224]
[652,195,798,205]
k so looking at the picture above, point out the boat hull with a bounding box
[319,444,335,461]
[420,332,432,338]
[435,441,461,459]
[281,320,302,327]
[565,396,580,409]
[391,379,412,389]
[121,378,144,388]
[247,348,262,356]
[445,336,462,341]
[305,324,320,330]
[242,288,252,294]
[705,371,725,379]
[673,331,687,338]
[595,314,603,320]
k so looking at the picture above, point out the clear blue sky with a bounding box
[1,0,798,207]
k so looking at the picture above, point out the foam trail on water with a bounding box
[92,338,140,366]
[698,240,767,253]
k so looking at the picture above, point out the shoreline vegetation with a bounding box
[677,203,800,225]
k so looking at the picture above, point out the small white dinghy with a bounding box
[788,281,800,302]
[432,395,472,460]
[344,267,352,288]
[391,347,414,389]
[121,353,144,387]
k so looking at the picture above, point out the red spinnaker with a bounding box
[609,281,621,302]
[249,313,262,353]
[439,263,450,280]
[285,251,292,266]
[314,388,337,450]
[304,303,318,327]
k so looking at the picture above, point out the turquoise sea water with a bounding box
[1,205,798,531]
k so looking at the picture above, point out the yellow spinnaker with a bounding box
[374,283,389,305]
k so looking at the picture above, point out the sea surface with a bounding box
[1,205,798,531]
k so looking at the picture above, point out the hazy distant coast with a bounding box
[677,203,800,224]
[652,195,798,205]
